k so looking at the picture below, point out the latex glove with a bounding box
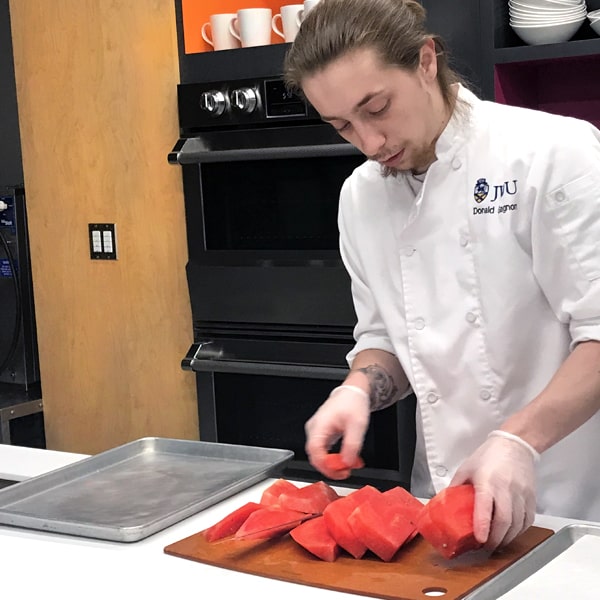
[450,430,539,551]
[305,384,370,480]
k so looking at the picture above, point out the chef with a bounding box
[283,0,600,551]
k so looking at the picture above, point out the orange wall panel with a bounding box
[182,0,292,53]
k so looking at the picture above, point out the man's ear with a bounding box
[419,37,438,82]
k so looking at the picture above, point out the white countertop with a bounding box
[0,444,596,599]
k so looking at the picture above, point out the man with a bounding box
[283,0,600,552]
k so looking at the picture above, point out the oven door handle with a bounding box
[181,343,348,379]
[169,136,362,165]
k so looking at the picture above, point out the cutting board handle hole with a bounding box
[422,587,448,597]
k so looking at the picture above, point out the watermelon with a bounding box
[416,484,483,559]
[383,486,424,542]
[235,506,308,540]
[260,478,299,506]
[278,480,340,514]
[323,485,381,558]
[203,501,263,542]
[323,453,365,474]
[290,515,341,562]
[348,493,417,561]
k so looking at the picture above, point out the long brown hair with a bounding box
[283,0,464,111]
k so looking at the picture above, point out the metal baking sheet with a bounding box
[0,437,293,542]
[465,524,600,599]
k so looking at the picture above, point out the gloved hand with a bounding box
[305,384,370,480]
[450,430,540,551]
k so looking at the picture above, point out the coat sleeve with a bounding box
[531,120,600,350]
[338,177,397,365]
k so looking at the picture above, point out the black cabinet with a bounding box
[422,0,488,98]
[0,0,23,187]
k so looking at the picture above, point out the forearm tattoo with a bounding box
[353,364,399,411]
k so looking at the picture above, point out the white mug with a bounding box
[201,13,241,51]
[272,4,303,43]
[296,0,321,26]
[229,8,273,48]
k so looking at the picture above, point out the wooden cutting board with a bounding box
[164,525,553,600]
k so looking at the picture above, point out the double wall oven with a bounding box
[170,45,416,489]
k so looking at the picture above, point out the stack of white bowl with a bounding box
[509,0,587,45]
[588,8,600,35]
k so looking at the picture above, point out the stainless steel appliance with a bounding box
[170,49,416,489]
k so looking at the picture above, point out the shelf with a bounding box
[494,36,600,64]
[178,42,290,84]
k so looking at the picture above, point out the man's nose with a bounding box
[353,123,386,158]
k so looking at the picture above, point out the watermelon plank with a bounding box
[416,484,483,559]
[278,481,340,514]
[203,501,263,542]
[323,485,381,558]
[348,495,416,561]
[235,506,309,540]
[290,515,341,562]
[260,478,299,506]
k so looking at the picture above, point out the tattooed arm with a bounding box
[343,349,411,411]
[304,348,410,478]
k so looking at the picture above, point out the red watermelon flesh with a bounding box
[278,480,340,514]
[323,485,381,558]
[290,515,341,562]
[235,506,308,540]
[416,484,483,559]
[203,501,262,542]
[260,478,299,506]
[348,493,417,561]
[382,486,424,541]
[322,453,365,475]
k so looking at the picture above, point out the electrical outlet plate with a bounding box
[88,223,117,260]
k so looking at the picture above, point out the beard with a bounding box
[378,140,438,178]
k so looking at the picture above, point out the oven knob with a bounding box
[231,87,258,114]
[199,90,227,117]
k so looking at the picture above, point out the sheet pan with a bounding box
[465,524,600,599]
[0,437,293,542]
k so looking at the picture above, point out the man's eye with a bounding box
[368,101,389,116]
[335,122,351,133]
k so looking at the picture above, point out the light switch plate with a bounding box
[88,223,117,260]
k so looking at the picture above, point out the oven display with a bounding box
[264,79,307,118]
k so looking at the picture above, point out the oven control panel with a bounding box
[177,77,321,132]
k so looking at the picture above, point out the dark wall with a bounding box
[0,0,24,187]
[422,0,489,99]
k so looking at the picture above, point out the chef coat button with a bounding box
[403,246,416,257]
[435,465,448,477]
[554,190,566,203]
[451,157,462,170]
[459,234,469,247]
[479,389,492,401]
[465,311,477,324]
[426,392,439,404]
[414,318,426,330]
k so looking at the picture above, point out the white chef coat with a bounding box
[339,84,600,521]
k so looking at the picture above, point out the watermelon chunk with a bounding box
[290,515,341,562]
[416,484,483,559]
[260,478,299,506]
[383,486,424,542]
[323,485,381,558]
[203,501,263,542]
[235,506,308,540]
[348,493,417,561]
[323,453,365,474]
[278,481,340,514]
